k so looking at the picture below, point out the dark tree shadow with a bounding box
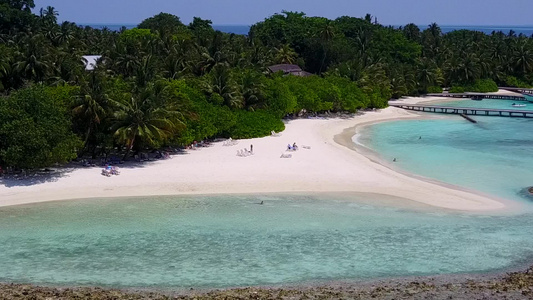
[0,149,191,187]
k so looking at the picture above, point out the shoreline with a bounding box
[0,96,510,212]
[1,264,532,299]
[334,113,520,214]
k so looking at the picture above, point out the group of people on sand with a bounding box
[101,165,120,177]
[281,142,299,158]
[287,142,298,151]
[237,144,254,157]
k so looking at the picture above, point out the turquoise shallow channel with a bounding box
[2,104,533,289]
[430,96,533,111]
[359,102,533,204]
[0,194,532,288]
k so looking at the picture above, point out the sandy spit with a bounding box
[0,96,506,211]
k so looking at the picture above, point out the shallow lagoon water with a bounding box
[360,114,533,204]
[0,194,532,288]
[2,108,533,289]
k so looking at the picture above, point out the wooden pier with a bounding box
[427,93,526,101]
[499,87,533,95]
[459,113,477,123]
[389,103,533,118]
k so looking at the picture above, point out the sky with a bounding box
[34,0,533,26]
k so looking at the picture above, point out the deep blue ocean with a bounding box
[82,24,533,36]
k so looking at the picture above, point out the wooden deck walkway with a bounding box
[426,93,526,101]
[389,103,533,118]
[499,87,533,95]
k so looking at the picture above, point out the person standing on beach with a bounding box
[250,144,253,153]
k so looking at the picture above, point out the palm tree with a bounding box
[111,84,184,159]
[402,23,421,42]
[112,43,140,78]
[273,44,297,64]
[133,54,157,88]
[511,38,533,76]
[55,21,75,46]
[204,63,241,108]
[445,53,481,84]
[416,58,440,92]
[40,6,58,25]
[14,34,50,82]
[428,23,442,39]
[238,69,265,109]
[318,21,335,74]
[72,72,110,153]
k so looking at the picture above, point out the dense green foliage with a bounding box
[427,86,443,93]
[230,111,285,139]
[0,86,81,168]
[450,79,499,93]
[1,5,532,168]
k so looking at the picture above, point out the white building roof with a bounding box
[82,55,102,71]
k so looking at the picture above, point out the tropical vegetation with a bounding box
[1,1,532,168]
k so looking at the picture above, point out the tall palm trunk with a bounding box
[122,136,135,161]
[319,44,328,74]
[79,121,93,157]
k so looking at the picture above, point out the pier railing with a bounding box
[426,93,527,101]
[499,87,533,95]
[389,103,533,118]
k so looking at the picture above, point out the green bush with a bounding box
[451,79,498,93]
[449,86,465,93]
[427,86,443,93]
[467,79,498,93]
[266,75,381,115]
[505,76,531,88]
[228,110,285,139]
[0,86,82,169]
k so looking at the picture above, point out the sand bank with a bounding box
[0,96,506,211]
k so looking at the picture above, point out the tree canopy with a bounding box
[0,8,531,169]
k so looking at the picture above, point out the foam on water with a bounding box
[0,194,532,288]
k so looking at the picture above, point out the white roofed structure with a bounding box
[82,55,102,71]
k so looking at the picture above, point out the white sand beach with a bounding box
[0,96,508,211]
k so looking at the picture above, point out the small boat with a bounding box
[512,103,527,107]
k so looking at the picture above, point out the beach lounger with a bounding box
[224,138,239,146]
[271,131,282,137]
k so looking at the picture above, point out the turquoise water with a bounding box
[360,116,533,204]
[3,103,533,289]
[431,98,533,111]
[0,195,532,288]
